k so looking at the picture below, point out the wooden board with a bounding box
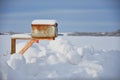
[11,37,54,54]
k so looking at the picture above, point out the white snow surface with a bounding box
[11,33,31,38]
[32,19,57,25]
[0,35,120,80]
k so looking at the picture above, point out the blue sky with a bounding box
[0,0,120,32]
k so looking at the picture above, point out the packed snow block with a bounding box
[31,20,58,39]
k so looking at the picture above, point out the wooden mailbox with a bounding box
[31,20,58,39]
[11,19,58,54]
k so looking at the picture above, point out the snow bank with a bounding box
[48,38,83,64]
[5,37,103,79]
[1,35,120,80]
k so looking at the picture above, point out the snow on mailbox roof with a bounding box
[32,19,57,24]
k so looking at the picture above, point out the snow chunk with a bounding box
[77,47,84,56]
[47,55,58,65]
[0,60,24,80]
[80,60,103,78]
[7,53,26,70]
[47,71,58,79]
[32,19,57,25]
[16,42,46,63]
[48,38,82,65]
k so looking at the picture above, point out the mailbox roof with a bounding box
[32,19,57,25]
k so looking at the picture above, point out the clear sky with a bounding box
[0,0,120,32]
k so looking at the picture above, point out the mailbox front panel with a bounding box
[31,25,57,38]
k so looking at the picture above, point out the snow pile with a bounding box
[0,37,104,80]
[48,38,82,64]
[1,35,120,80]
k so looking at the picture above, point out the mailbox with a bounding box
[31,19,58,39]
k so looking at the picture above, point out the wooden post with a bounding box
[11,38,16,54]
[19,39,36,55]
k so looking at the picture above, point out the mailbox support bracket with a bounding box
[11,37,54,55]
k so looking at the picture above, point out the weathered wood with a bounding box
[11,38,16,54]
[11,37,54,40]
[19,39,36,55]
[11,37,54,54]
[31,37,54,40]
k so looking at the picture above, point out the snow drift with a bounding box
[0,35,120,80]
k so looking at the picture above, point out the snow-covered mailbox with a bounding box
[31,20,58,39]
[11,19,58,54]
